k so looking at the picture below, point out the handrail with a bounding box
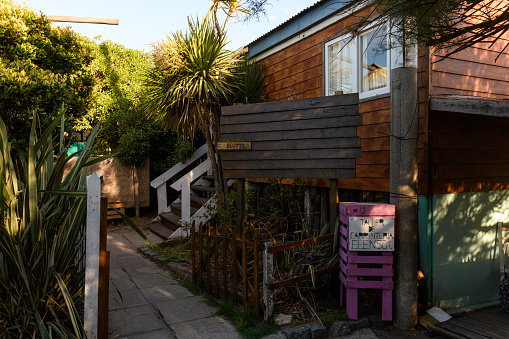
[150,144,208,189]
[170,160,211,191]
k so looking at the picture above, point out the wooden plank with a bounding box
[355,151,390,165]
[222,94,359,116]
[360,137,390,151]
[432,177,509,194]
[357,123,390,139]
[432,149,509,164]
[430,97,509,118]
[359,97,390,113]
[98,250,110,339]
[268,233,338,253]
[451,315,509,338]
[356,164,390,178]
[221,106,358,125]
[337,177,390,192]
[223,159,356,170]
[264,50,322,82]
[221,149,362,161]
[223,168,356,180]
[222,126,358,141]
[436,321,491,339]
[265,64,324,93]
[46,15,119,25]
[221,115,361,134]
[269,266,339,290]
[245,138,361,151]
[431,72,509,98]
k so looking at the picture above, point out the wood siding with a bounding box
[431,36,509,100]
[430,111,509,194]
[220,95,361,179]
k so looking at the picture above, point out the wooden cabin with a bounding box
[235,0,509,311]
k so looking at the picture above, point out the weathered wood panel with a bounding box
[430,110,509,194]
[220,94,361,179]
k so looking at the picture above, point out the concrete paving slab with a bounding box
[109,289,148,310]
[109,305,165,337]
[339,328,378,339]
[171,316,241,339]
[156,296,216,325]
[110,277,135,292]
[132,273,178,289]
[140,285,193,303]
[124,328,176,339]
[110,268,128,280]
[123,265,161,277]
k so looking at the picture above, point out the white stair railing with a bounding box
[150,144,209,215]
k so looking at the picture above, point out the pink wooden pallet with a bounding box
[338,203,395,321]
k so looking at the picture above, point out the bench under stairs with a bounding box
[149,144,218,239]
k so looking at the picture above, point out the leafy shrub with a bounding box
[0,110,108,338]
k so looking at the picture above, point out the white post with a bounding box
[263,242,274,321]
[181,177,191,224]
[84,173,101,339]
[157,184,167,215]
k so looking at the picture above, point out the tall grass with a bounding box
[0,110,111,338]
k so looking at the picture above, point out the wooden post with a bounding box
[198,224,203,287]
[157,184,167,215]
[232,227,238,305]
[242,230,248,308]
[207,225,211,292]
[222,224,228,299]
[84,173,101,339]
[263,242,274,321]
[253,230,260,317]
[214,226,219,297]
[182,177,191,225]
[236,179,245,238]
[329,179,338,232]
[191,222,196,283]
[98,197,109,338]
[133,166,140,218]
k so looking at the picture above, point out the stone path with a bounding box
[107,226,241,339]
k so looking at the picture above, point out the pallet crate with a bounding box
[338,202,395,321]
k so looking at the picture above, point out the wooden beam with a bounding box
[46,15,119,25]
[430,97,509,118]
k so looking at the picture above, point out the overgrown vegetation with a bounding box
[0,109,109,338]
[217,301,276,339]
[0,0,94,149]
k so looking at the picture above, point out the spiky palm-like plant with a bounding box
[0,110,111,338]
[144,16,239,197]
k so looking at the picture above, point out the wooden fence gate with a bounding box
[191,221,261,316]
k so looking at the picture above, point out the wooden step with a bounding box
[159,212,182,231]
[180,195,209,209]
[170,202,199,218]
[201,175,214,181]
[107,198,125,220]
[149,222,174,240]
[191,185,216,193]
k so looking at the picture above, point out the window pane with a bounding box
[328,39,354,95]
[360,26,387,92]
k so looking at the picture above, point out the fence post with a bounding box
[84,173,101,339]
[263,242,274,321]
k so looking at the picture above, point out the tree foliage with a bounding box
[348,0,509,60]
[0,0,94,146]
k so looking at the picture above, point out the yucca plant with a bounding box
[0,109,112,338]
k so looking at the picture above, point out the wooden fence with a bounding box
[191,222,261,316]
[262,233,340,320]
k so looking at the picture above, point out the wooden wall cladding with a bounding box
[220,94,362,179]
[430,110,509,194]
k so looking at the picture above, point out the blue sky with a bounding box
[26,0,311,52]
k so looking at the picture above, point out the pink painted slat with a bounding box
[344,267,394,276]
[346,287,358,320]
[340,223,348,236]
[347,280,394,289]
[339,202,395,216]
[340,213,350,225]
[340,237,348,250]
[348,255,393,264]
[382,251,393,321]
[339,248,348,262]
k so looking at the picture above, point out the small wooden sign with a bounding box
[217,142,252,151]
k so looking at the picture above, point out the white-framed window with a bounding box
[325,24,390,100]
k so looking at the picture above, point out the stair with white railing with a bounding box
[150,144,217,239]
